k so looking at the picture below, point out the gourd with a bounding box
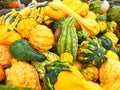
[102,78,120,90]
[5,59,41,90]
[46,1,100,35]
[3,9,20,28]
[0,65,5,82]
[60,52,73,63]
[29,25,55,52]
[31,51,60,80]
[44,60,104,90]
[57,16,78,60]
[106,50,119,61]
[104,31,118,45]
[78,39,107,67]
[16,18,37,39]
[0,44,13,68]
[99,59,120,86]
[99,35,112,50]
[96,15,107,33]
[0,25,21,45]
[79,64,99,82]
[9,39,46,62]
[0,85,33,90]
[77,30,89,44]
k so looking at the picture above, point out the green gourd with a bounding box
[9,39,46,62]
[99,35,112,50]
[78,39,107,67]
[57,16,78,60]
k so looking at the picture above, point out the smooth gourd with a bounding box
[9,39,46,62]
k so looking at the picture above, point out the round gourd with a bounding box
[99,35,112,50]
[104,31,118,45]
[29,25,55,52]
[16,18,37,39]
[5,60,41,90]
[78,39,107,67]
[99,59,120,86]
[77,30,89,44]
[80,64,99,82]
[106,50,119,61]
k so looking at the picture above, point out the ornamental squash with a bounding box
[104,31,118,45]
[0,65,5,82]
[16,18,37,39]
[32,51,60,80]
[79,64,99,82]
[57,16,78,60]
[78,38,107,67]
[3,9,20,28]
[99,35,112,50]
[44,60,104,90]
[106,50,119,61]
[77,30,89,44]
[0,25,21,45]
[5,59,41,90]
[9,39,46,62]
[29,25,55,52]
[102,78,120,90]
[0,44,13,68]
[99,59,120,86]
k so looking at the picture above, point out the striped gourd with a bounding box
[57,16,78,60]
[3,9,20,28]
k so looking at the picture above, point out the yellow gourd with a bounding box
[54,63,104,90]
[60,52,73,63]
[29,25,55,52]
[102,78,120,90]
[5,59,41,90]
[16,18,37,39]
[0,25,21,45]
[106,50,119,61]
[104,31,118,45]
[84,11,97,20]
[99,59,120,86]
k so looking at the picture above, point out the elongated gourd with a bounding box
[57,16,78,60]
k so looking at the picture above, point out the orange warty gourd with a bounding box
[5,59,41,90]
[0,65,5,82]
[29,25,55,52]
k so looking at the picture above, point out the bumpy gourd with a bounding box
[5,59,41,90]
[57,16,78,60]
[32,51,60,80]
[16,18,37,39]
[79,64,99,82]
[29,25,55,52]
[78,38,107,67]
[99,59,120,86]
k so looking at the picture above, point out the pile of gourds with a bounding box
[0,0,120,90]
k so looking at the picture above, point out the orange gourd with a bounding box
[0,65,5,82]
[29,25,55,52]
